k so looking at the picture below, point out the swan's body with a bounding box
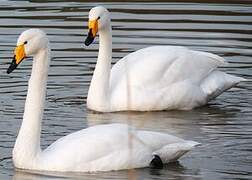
[85,6,245,112]
[9,29,199,172]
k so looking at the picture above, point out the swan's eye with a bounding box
[24,41,28,45]
[97,16,101,20]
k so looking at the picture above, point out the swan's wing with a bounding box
[111,46,184,89]
[135,130,184,150]
[40,124,197,171]
[44,124,177,161]
[110,46,226,90]
[41,124,130,170]
[161,49,226,86]
[85,128,198,170]
[109,46,231,110]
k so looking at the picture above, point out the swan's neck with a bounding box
[87,26,112,111]
[13,47,50,167]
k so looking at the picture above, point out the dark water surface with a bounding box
[0,0,251,179]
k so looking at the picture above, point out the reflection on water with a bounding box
[0,0,251,179]
[13,162,201,180]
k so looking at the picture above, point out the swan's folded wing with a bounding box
[41,124,130,170]
[162,49,227,85]
[111,46,227,90]
[135,130,186,151]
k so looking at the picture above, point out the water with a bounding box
[0,0,251,179]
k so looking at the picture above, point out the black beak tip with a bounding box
[84,39,91,46]
[7,57,18,74]
[84,29,95,46]
[84,36,94,46]
[7,64,16,74]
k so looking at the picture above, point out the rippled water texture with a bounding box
[0,0,251,179]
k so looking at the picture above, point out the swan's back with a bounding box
[44,124,183,158]
[111,46,225,89]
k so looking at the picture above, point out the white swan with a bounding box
[84,6,245,112]
[8,29,199,172]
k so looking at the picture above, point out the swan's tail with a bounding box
[153,140,200,164]
[200,71,246,101]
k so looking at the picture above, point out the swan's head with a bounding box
[85,6,110,46]
[7,29,49,74]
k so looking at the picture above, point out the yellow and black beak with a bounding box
[7,44,26,74]
[85,19,98,46]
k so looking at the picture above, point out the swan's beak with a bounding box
[7,44,26,74]
[85,19,98,46]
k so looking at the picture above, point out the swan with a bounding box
[84,6,245,112]
[7,29,199,172]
